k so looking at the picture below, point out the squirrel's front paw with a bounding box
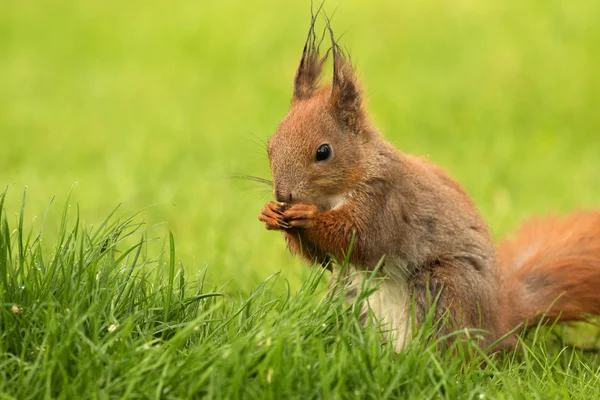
[282,203,319,229]
[258,201,291,230]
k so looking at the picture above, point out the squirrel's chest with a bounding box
[335,258,412,351]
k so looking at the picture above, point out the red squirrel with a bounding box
[257,12,600,351]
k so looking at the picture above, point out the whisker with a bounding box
[239,183,272,190]
[239,185,273,194]
[229,173,273,187]
[239,191,272,203]
[247,132,269,150]
[243,137,268,154]
[240,130,269,154]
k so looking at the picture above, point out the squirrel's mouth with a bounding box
[273,186,352,212]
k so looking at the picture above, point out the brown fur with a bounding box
[497,212,600,339]
[258,13,600,351]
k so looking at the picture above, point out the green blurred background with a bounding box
[1,0,598,293]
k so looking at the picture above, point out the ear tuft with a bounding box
[325,18,363,132]
[293,3,327,101]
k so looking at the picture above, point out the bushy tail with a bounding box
[497,211,600,332]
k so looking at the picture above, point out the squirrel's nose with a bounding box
[274,188,293,203]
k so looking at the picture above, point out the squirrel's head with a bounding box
[267,14,377,211]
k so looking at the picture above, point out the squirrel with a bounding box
[257,12,600,352]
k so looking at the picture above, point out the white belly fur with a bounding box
[338,261,412,352]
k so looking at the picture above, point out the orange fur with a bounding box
[258,10,600,352]
[498,211,600,334]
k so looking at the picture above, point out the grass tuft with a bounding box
[0,189,599,398]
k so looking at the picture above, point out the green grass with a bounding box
[1,0,600,397]
[2,0,599,294]
[1,189,599,398]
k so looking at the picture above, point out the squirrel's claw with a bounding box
[259,201,320,231]
[259,201,292,231]
[277,220,292,229]
[282,203,319,229]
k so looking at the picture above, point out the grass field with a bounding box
[1,0,600,398]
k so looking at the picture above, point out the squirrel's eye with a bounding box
[316,144,331,161]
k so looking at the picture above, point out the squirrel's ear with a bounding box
[293,8,326,101]
[327,26,363,131]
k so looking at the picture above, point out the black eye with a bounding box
[316,144,331,161]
